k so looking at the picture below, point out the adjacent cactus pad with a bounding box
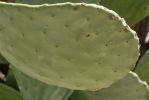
[0,83,22,100]
[135,50,149,84]
[69,72,149,100]
[16,0,100,5]
[13,67,73,100]
[100,0,149,26]
[0,54,8,64]
[0,2,138,90]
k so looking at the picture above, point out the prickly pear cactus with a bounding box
[0,54,8,64]
[69,72,149,100]
[100,0,149,26]
[0,2,138,90]
[16,0,100,5]
[5,68,19,90]
[13,67,73,100]
[0,83,22,100]
[135,50,149,84]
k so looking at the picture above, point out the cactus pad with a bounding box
[0,54,8,64]
[135,50,149,84]
[69,72,149,100]
[0,83,22,100]
[101,0,149,26]
[16,0,100,5]
[13,67,73,100]
[0,2,138,90]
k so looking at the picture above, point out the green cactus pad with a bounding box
[5,67,19,90]
[0,83,22,100]
[69,72,149,100]
[0,2,138,90]
[0,54,8,64]
[16,0,100,5]
[135,51,149,84]
[101,0,149,26]
[13,67,73,100]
